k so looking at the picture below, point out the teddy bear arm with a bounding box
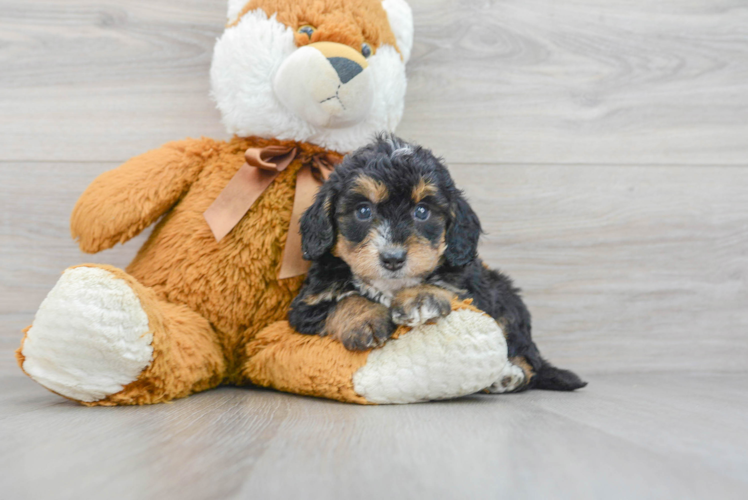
[71,139,209,253]
[242,300,509,404]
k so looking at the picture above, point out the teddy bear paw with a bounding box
[352,308,509,404]
[20,266,154,402]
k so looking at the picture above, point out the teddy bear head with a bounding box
[211,0,413,153]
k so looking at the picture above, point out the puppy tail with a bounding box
[533,360,587,391]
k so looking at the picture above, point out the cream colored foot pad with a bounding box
[22,267,153,402]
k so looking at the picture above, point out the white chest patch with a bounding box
[354,276,422,307]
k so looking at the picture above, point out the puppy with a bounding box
[289,134,586,392]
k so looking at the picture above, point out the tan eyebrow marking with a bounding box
[352,175,388,203]
[412,177,438,203]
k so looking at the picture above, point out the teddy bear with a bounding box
[15,0,514,406]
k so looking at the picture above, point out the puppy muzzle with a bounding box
[273,42,374,129]
[379,248,407,272]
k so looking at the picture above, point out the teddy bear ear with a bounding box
[382,0,414,64]
[226,0,249,25]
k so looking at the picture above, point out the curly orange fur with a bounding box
[48,137,337,404]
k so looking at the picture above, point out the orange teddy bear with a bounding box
[17,0,513,406]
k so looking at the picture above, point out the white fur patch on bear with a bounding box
[211,9,407,153]
[382,0,414,63]
[21,267,153,403]
[226,0,249,25]
[352,309,508,404]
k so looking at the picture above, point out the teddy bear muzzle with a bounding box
[273,41,374,129]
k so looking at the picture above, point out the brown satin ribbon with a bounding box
[203,145,340,279]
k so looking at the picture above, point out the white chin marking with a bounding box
[211,10,407,152]
[355,276,422,307]
[486,363,527,393]
[22,267,153,402]
[353,309,508,404]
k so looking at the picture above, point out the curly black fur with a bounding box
[289,134,586,392]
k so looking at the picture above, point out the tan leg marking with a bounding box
[325,295,395,351]
[509,356,535,385]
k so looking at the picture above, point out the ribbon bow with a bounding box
[203,145,341,279]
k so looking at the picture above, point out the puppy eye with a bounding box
[355,203,373,221]
[298,25,315,38]
[414,205,431,221]
[361,43,372,58]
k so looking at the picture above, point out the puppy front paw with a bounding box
[326,296,396,351]
[338,315,396,351]
[391,285,455,327]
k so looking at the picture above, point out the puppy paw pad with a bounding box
[485,363,526,393]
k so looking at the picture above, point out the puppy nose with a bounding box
[380,249,406,271]
[327,57,363,84]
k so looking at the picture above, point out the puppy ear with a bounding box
[444,192,482,267]
[300,181,337,260]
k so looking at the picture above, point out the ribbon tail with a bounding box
[204,164,279,241]
[279,165,322,279]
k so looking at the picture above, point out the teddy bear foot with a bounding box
[18,266,154,402]
[244,301,511,404]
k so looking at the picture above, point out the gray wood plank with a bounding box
[526,372,748,485]
[0,162,148,321]
[449,163,748,374]
[0,0,228,162]
[1,370,746,500]
[400,0,748,165]
[2,162,747,374]
[2,1,748,164]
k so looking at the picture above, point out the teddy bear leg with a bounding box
[239,301,510,404]
[16,264,226,406]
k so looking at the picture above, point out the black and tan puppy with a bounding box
[289,134,586,392]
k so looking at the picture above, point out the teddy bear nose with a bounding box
[307,41,369,83]
[327,57,363,84]
[272,40,373,128]
[380,249,407,271]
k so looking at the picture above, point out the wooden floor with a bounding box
[2,0,748,498]
[2,372,747,500]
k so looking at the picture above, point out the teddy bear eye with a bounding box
[298,26,315,38]
[361,43,372,58]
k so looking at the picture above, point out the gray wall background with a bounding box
[2,0,747,374]
[2,2,748,498]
